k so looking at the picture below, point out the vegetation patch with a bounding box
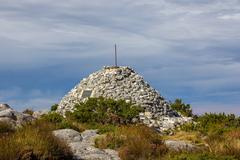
[177,113,240,159]
[95,125,168,160]
[51,104,59,111]
[170,99,193,117]
[0,121,15,134]
[41,112,85,132]
[66,97,143,125]
[22,108,34,115]
[0,120,73,160]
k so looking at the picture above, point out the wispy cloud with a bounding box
[0,0,240,113]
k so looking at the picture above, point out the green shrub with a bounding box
[179,113,240,159]
[22,108,34,115]
[41,112,64,123]
[41,112,83,132]
[67,97,143,124]
[171,99,193,117]
[51,104,59,111]
[181,113,240,134]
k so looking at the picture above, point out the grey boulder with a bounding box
[53,129,120,160]
[165,140,199,152]
[0,104,35,127]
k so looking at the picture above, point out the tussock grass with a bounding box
[0,121,14,134]
[0,120,73,160]
[163,131,204,145]
[95,125,168,160]
[204,129,240,159]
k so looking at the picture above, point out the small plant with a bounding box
[41,112,64,123]
[22,108,34,115]
[41,112,83,132]
[171,99,193,117]
[51,104,59,111]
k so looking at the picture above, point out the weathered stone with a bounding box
[53,129,120,160]
[165,140,199,152]
[53,129,83,143]
[0,109,15,118]
[0,104,35,128]
[0,104,11,111]
[32,110,49,118]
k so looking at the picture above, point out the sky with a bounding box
[0,0,240,114]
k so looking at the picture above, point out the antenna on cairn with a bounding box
[114,44,118,67]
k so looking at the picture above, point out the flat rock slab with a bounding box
[53,129,83,143]
[53,129,120,160]
[165,140,199,152]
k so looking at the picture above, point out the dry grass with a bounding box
[0,121,14,134]
[226,129,240,139]
[0,120,73,160]
[163,131,204,145]
[204,129,240,159]
[95,125,168,160]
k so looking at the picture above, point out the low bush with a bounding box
[22,108,34,115]
[180,113,240,135]
[67,97,143,125]
[95,125,168,160]
[170,99,193,117]
[178,113,240,159]
[41,112,84,132]
[51,104,59,111]
[41,112,64,123]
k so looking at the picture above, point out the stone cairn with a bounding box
[57,66,192,131]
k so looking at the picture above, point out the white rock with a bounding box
[53,129,120,160]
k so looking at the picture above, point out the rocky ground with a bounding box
[53,129,120,160]
[53,128,198,160]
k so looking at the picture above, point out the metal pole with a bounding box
[115,44,118,67]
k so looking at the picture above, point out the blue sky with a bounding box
[0,0,240,114]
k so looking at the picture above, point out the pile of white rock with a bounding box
[57,66,192,131]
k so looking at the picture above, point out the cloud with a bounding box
[0,0,240,113]
[219,13,240,20]
[0,87,61,111]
